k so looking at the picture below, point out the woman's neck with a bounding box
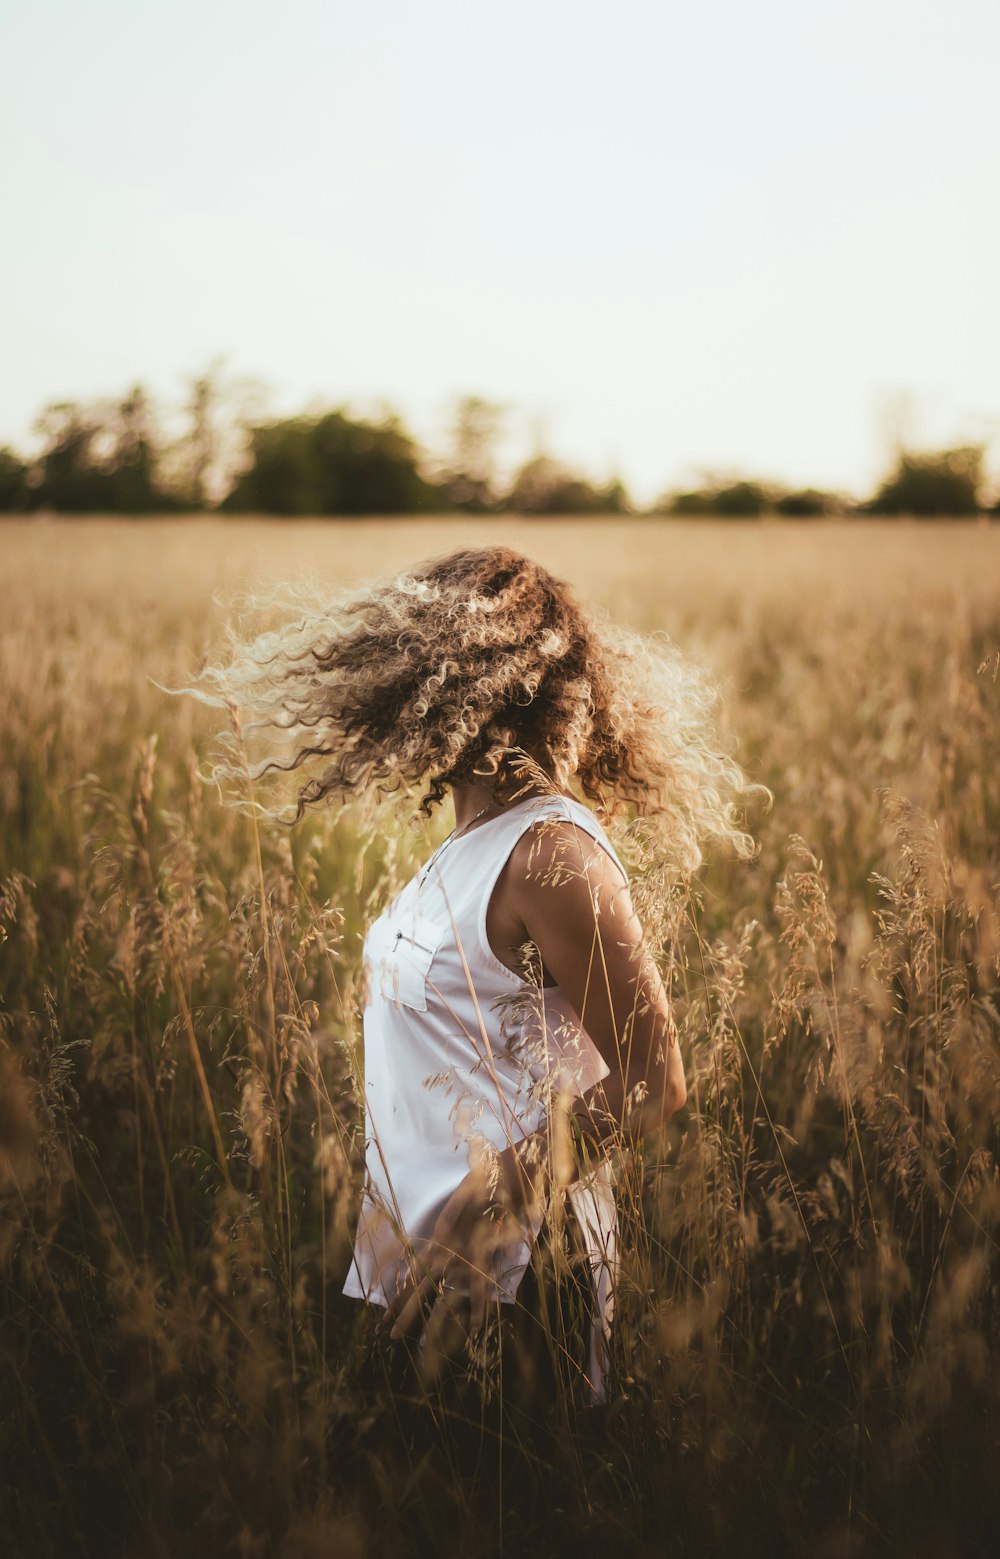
[449,780,503,831]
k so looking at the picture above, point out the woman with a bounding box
[195,545,758,1411]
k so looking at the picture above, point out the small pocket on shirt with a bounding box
[377,910,446,1012]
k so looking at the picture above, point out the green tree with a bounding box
[312,411,441,514]
[866,445,984,516]
[0,446,29,511]
[105,386,168,512]
[441,395,506,511]
[32,388,172,513]
[773,487,843,517]
[180,366,219,509]
[653,486,713,516]
[223,417,319,515]
[660,479,772,517]
[223,409,443,515]
[506,455,629,515]
[165,358,268,509]
[32,401,116,511]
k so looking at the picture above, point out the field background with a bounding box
[2,516,999,1559]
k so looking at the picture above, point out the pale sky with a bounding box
[3,0,999,503]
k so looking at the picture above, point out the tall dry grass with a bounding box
[1,517,999,1558]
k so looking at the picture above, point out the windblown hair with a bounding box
[179,546,763,871]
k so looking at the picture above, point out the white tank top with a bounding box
[342,791,625,1400]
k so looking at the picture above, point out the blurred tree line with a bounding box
[0,369,996,517]
[655,444,992,518]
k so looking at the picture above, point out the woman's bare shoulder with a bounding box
[508,812,627,902]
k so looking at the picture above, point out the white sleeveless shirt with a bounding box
[342,791,625,1401]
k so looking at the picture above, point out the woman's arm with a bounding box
[493,817,687,1211]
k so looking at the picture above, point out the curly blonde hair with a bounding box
[181,546,762,871]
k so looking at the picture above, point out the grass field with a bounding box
[2,516,999,1558]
